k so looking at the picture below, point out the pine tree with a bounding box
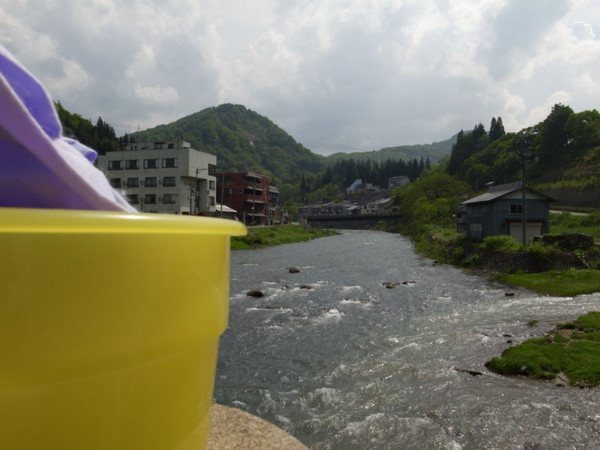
[489,117,506,142]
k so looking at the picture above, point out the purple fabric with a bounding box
[0,44,136,211]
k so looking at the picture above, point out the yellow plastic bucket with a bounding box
[0,208,246,449]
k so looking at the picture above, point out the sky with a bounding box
[1,0,599,156]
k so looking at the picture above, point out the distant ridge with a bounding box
[130,103,456,185]
[324,136,457,164]
[130,103,326,186]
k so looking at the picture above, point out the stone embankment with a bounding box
[473,233,595,273]
[474,249,585,273]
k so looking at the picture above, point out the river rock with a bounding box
[300,285,313,289]
[454,367,483,377]
[246,289,264,298]
[288,266,301,273]
[383,281,415,288]
[264,304,284,310]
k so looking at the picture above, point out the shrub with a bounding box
[481,234,521,251]
[522,241,559,270]
[487,311,600,386]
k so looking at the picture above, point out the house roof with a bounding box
[216,203,237,213]
[462,181,554,205]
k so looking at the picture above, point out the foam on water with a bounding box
[217,230,600,449]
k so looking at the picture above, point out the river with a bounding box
[213,230,600,449]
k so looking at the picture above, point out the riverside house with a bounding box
[460,181,554,243]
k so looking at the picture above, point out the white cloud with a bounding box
[575,72,600,96]
[1,0,599,152]
[45,58,93,97]
[525,90,572,126]
[134,83,179,105]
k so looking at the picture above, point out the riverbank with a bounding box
[219,229,600,447]
[233,225,600,386]
[485,311,600,387]
[231,224,337,250]
[493,269,600,296]
[396,225,600,387]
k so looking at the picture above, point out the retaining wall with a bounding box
[474,249,585,273]
[538,186,600,209]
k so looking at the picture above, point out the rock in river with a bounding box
[246,289,264,298]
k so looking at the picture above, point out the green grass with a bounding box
[231,224,337,249]
[550,211,600,240]
[486,311,600,386]
[495,269,600,296]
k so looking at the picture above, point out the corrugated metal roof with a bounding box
[461,182,554,205]
[462,188,517,204]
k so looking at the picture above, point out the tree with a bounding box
[537,103,574,165]
[447,124,488,177]
[392,172,472,236]
[489,117,506,142]
[565,109,600,149]
[344,159,360,186]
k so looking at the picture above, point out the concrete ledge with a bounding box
[208,404,308,450]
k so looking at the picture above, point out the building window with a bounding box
[110,178,121,188]
[144,194,157,204]
[209,180,215,189]
[144,159,159,169]
[163,176,176,187]
[208,164,217,176]
[162,158,178,168]
[163,194,177,204]
[108,160,122,170]
[145,177,157,187]
[127,178,139,188]
[209,196,215,206]
[128,194,139,204]
[510,204,523,214]
[126,159,139,170]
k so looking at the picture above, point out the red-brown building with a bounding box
[217,172,278,225]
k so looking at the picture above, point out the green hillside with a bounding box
[446,107,600,193]
[129,104,325,186]
[325,136,456,165]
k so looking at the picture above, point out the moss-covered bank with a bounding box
[231,224,337,250]
[486,312,600,387]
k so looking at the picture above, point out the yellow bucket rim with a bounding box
[0,207,247,236]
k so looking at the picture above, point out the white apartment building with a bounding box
[97,141,217,215]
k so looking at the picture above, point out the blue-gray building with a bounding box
[459,182,554,243]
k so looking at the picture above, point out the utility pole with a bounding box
[521,155,527,245]
[220,171,225,217]
[516,130,533,245]
[195,168,199,215]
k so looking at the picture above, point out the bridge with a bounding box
[303,213,402,230]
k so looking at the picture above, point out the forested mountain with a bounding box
[128,104,326,187]
[326,136,456,165]
[55,102,120,155]
[446,106,600,192]
[54,101,446,202]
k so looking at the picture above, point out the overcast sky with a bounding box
[2,0,599,155]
